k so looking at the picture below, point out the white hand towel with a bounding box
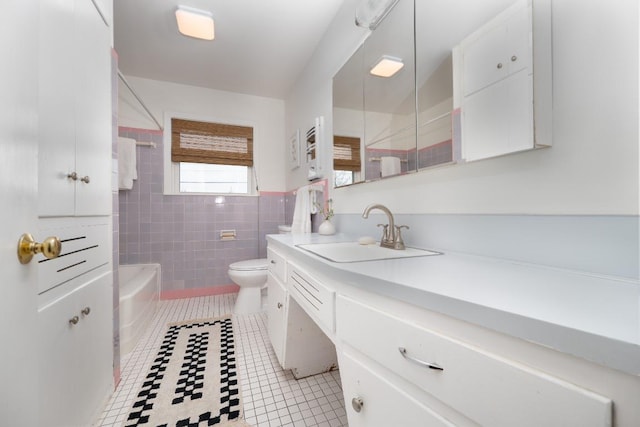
[310,187,319,214]
[291,185,312,234]
[118,137,137,190]
[380,156,401,177]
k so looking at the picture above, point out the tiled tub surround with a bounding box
[118,127,286,296]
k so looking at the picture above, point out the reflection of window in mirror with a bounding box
[333,135,361,187]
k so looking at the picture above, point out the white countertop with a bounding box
[267,233,640,376]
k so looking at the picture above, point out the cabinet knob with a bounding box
[81,307,91,316]
[67,172,78,181]
[277,302,283,309]
[496,62,503,69]
[69,316,79,325]
[80,175,90,184]
[511,55,517,62]
[270,259,276,264]
[17,233,62,264]
[351,397,364,413]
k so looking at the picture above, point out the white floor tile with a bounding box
[94,294,346,427]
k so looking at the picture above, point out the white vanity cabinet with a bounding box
[38,270,113,427]
[267,248,288,366]
[38,0,112,217]
[458,0,534,161]
[267,248,338,379]
[337,295,612,427]
[266,235,640,426]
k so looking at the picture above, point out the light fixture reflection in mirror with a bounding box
[370,56,404,77]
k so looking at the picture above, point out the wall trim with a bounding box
[118,125,164,135]
[160,284,240,300]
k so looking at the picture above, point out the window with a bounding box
[179,163,248,193]
[169,118,254,194]
[333,135,361,187]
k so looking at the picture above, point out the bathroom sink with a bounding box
[296,242,441,263]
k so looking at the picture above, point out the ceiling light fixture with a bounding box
[370,55,404,77]
[175,5,215,40]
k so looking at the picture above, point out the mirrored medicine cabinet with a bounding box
[332,0,552,188]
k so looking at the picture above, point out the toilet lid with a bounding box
[229,258,269,271]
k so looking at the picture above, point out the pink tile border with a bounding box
[160,284,240,300]
[119,126,164,135]
[259,191,288,196]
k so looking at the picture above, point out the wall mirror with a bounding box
[332,0,551,188]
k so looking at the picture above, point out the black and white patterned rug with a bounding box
[125,316,249,427]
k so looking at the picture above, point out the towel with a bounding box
[118,137,137,190]
[291,184,312,234]
[310,187,319,215]
[380,156,401,177]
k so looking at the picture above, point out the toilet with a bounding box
[228,258,269,314]
[229,225,291,314]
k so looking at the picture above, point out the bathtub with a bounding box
[119,264,160,355]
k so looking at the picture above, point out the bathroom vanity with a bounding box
[267,233,640,426]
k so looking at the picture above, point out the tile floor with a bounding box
[95,294,347,427]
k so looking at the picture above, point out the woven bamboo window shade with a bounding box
[333,136,361,172]
[171,118,254,166]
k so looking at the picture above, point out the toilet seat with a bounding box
[229,258,268,272]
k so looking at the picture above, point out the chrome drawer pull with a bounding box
[398,347,444,371]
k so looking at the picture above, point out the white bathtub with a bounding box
[119,264,160,355]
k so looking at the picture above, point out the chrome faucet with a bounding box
[362,204,409,250]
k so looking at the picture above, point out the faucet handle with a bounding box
[377,224,390,244]
[394,225,409,250]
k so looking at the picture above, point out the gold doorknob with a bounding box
[17,233,62,264]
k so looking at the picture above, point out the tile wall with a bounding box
[118,127,286,294]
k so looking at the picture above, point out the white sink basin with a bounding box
[296,242,441,263]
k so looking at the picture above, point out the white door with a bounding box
[0,1,40,426]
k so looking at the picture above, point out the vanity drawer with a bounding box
[267,247,286,283]
[336,295,612,427]
[288,262,335,334]
[339,348,456,427]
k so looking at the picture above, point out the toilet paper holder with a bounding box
[220,229,236,240]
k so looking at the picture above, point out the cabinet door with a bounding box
[463,18,508,96]
[38,0,77,217]
[38,288,80,426]
[38,0,111,217]
[38,271,113,427]
[462,0,531,96]
[74,0,112,216]
[75,272,113,424]
[339,349,456,427]
[462,69,533,161]
[267,272,287,366]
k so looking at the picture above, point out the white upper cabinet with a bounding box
[462,1,532,96]
[38,0,111,217]
[458,0,537,161]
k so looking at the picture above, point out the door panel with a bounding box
[0,1,39,425]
